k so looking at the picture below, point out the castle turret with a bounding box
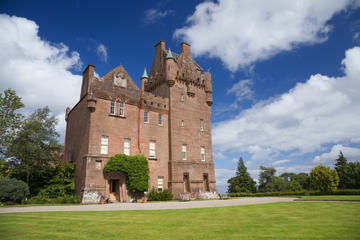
[141,67,148,90]
[204,72,213,106]
[165,48,176,87]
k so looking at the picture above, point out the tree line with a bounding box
[0,89,76,204]
[228,153,360,194]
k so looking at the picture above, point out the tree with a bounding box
[7,107,61,194]
[334,151,349,189]
[289,179,302,191]
[258,166,276,192]
[227,157,256,193]
[334,152,360,189]
[310,164,339,193]
[294,172,311,190]
[0,89,24,156]
[0,178,29,203]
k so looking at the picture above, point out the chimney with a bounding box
[80,64,95,99]
[181,42,191,57]
[154,40,165,56]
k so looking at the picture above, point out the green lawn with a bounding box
[297,195,360,201]
[0,202,359,240]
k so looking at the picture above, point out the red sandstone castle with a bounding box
[65,41,217,202]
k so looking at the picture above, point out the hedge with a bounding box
[227,189,360,197]
[147,188,173,201]
[103,154,149,193]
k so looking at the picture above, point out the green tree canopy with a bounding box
[334,151,360,189]
[227,157,256,193]
[310,164,339,193]
[7,107,61,194]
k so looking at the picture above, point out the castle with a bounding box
[65,41,217,202]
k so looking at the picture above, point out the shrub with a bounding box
[104,154,149,193]
[147,188,173,201]
[25,194,79,204]
[0,178,29,203]
[310,164,339,193]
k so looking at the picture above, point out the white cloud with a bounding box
[213,46,360,164]
[0,14,82,142]
[215,168,235,189]
[313,144,360,165]
[143,9,173,25]
[273,159,291,166]
[96,44,108,62]
[174,0,360,71]
[227,79,254,102]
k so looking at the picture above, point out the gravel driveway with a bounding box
[0,197,296,213]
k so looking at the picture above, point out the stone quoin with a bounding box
[65,41,218,203]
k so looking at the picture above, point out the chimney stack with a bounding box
[181,42,191,57]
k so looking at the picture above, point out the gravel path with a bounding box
[0,197,296,213]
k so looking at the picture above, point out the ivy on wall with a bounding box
[103,154,149,193]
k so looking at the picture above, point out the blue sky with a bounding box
[1,0,360,193]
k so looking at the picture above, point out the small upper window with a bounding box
[119,101,125,117]
[181,120,184,127]
[121,78,127,88]
[182,144,187,160]
[95,160,102,170]
[110,100,115,115]
[201,147,205,162]
[144,111,149,123]
[200,119,204,131]
[158,114,163,126]
[180,94,184,102]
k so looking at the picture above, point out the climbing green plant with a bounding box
[103,154,149,193]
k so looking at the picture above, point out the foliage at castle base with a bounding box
[147,187,173,201]
[0,88,78,204]
[335,152,360,189]
[227,157,256,193]
[310,164,339,193]
[0,178,29,203]
[103,154,149,193]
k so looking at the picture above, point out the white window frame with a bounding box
[181,120,184,127]
[157,177,164,192]
[149,141,156,159]
[124,138,131,156]
[121,78,127,88]
[158,114,163,126]
[144,111,149,123]
[180,94,184,102]
[201,147,205,162]
[182,144,187,160]
[100,136,108,154]
[119,101,125,117]
[200,119,204,131]
[110,100,116,115]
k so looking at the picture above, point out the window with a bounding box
[121,78,127,88]
[144,111,149,123]
[149,141,156,159]
[110,100,115,115]
[181,120,184,127]
[200,119,204,131]
[203,173,210,192]
[95,160,102,170]
[124,138,130,156]
[182,144,187,160]
[157,177,164,192]
[180,94,184,102]
[201,147,205,161]
[119,101,125,117]
[158,114,163,126]
[183,173,190,192]
[100,136,108,154]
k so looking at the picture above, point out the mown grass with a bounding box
[0,202,359,240]
[297,195,360,201]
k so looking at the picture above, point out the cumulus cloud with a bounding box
[143,8,173,25]
[174,0,360,71]
[215,168,235,192]
[313,144,360,165]
[213,46,360,165]
[0,14,83,141]
[96,44,108,62]
[273,159,291,166]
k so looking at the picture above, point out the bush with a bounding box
[25,194,79,204]
[0,178,29,203]
[104,154,149,193]
[147,188,173,201]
